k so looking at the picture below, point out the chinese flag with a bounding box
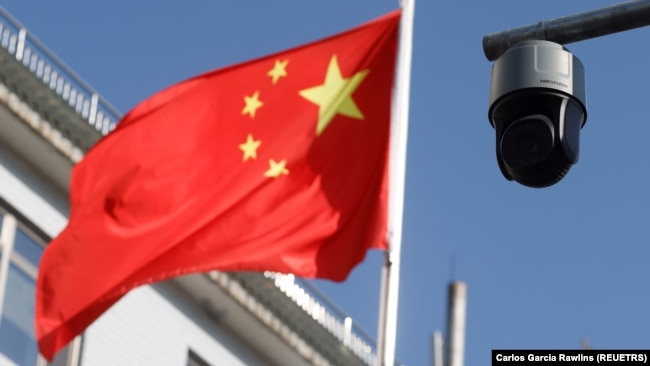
[36,10,400,360]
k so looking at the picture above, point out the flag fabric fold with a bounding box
[36,10,401,360]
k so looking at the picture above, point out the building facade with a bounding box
[0,7,383,366]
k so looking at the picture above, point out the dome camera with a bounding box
[488,40,587,188]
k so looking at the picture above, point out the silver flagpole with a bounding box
[377,0,415,364]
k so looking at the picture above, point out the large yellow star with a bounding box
[264,159,289,178]
[242,91,263,118]
[238,134,261,161]
[267,59,288,84]
[299,55,369,136]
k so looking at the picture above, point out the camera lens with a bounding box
[500,115,554,169]
[517,132,539,155]
[499,113,572,188]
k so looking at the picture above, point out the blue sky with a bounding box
[4,1,650,365]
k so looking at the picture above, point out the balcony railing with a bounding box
[266,272,386,366]
[0,6,121,136]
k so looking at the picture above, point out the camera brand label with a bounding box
[539,79,569,89]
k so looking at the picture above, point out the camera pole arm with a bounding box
[483,0,650,61]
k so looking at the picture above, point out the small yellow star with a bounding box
[242,91,263,118]
[267,59,288,84]
[299,54,369,136]
[238,134,261,161]
[264,159,289,178]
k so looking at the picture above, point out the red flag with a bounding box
[36,10,400,360]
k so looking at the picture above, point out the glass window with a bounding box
[0,215,45,366]
[0,263,38,366]
[14,227,44,267]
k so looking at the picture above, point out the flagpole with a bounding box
[377,0,415,365]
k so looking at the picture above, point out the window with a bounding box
[14,227,44,268]
[0,263,38,365]
[0,213,45,366]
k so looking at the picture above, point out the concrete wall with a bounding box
[0,116,68,237]
[81,283,270,366]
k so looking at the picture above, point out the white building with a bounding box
[0,7,387,366]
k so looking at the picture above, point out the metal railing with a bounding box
[0,6,121,135]
[266,272,382,365]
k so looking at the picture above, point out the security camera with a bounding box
[488,40,587,188]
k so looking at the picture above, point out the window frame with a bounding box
[0,207,80,366]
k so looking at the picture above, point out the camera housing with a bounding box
[488,40,587,188]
